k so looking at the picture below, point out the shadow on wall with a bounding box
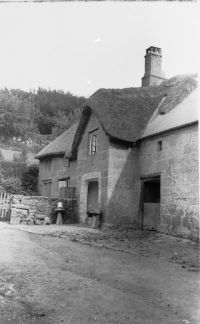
[105,145,141,227]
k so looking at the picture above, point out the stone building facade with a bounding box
[138,124,199,240]
[36,47,199,240]
[106,142,139,225]
[37,156,77,198]
[75,114,109,222]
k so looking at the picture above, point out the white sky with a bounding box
[0,2,199,97]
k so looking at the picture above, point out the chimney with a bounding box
[142,46,166,87]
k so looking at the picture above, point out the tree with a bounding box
[0,86,85,154]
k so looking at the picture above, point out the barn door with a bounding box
[140,176,160,230]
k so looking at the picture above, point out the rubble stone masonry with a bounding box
[10,195,52,225]
[10,195,78,225]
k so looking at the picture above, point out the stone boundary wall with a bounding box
[10,195,78,225]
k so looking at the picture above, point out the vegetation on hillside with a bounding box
[0,149,39,195]
[0,87,85,151]
[0,87,85,195]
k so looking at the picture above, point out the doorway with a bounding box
[87,181,99,211]
[140,176,160,230]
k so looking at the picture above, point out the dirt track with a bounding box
[0,223,199,324]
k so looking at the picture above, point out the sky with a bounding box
[0,2,199,97]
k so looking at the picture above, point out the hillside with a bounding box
[0,87,85,194]
[0,87,85,159]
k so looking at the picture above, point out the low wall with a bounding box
[10,195,52,225]
[10,195,78,225]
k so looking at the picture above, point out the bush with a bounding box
[21,164,39,194]
[0,160,26,179]
[0,162,39,196]
[1,177,26,195]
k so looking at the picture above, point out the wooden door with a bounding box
[87,181,99,211]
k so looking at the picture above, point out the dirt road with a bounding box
[0,223,199,324]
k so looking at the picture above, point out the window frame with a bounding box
[42,179,52,197]
[63,157,70,168]
[157,140,162,151]
[58,177,70,189]
[88,129,98,155]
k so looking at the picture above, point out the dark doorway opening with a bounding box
[87,181,99,211]
[140,176,161,230]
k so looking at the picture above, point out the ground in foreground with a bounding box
[0,223,199,324]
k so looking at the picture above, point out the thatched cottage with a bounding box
[36,46,199,240]
[35,122,78,197]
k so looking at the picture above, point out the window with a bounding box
[89,130,98,155]
[63,158,70,168]
[42,179,52,197]
[58,178,70,189]
[58,178,70,198]
[157,140,162,151]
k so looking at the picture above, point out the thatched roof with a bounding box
[36,75,197,161]
[35,122,79,160]
[71,75,197,156]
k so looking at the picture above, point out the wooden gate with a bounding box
[0,191,13,222]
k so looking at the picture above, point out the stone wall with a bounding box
[106,144,140,225]
[139,124,199,240]
[10,195,78,225]
[38,156,77,198]
[10,195,52,225]
[76,114,109,222]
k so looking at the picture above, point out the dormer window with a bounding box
[64,157,70,168]
[89,129,98,155]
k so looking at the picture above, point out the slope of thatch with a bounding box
[72,75,197,154]
[35,122,79,160]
